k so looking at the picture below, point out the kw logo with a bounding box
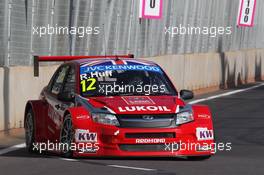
[75,129,97,142]
[196,128,214,141]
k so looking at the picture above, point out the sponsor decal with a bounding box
[80,65,161,74]
[75,129,97,143]
[76,115,90,119]
[198,114,210,119]
[122,96,155,105]
[136,138,166,144]
[118,106,171,112]
[237,0,257,27]
[196,128,214,141]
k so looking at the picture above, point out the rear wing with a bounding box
[33,54,134,77]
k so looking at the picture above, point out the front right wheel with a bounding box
[60,114,74,158]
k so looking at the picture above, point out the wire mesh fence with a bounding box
[0,0,264,66]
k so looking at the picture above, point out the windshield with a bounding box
[79,63,177,97]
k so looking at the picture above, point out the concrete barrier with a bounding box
[145,52,223,91]
[3,65,58,130]
[146,49,264,92]
[0,48,264,131]
[221,49,264,88]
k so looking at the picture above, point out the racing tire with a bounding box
[187,155,211,161]
[25,109,35,152]
[60,114,74,158]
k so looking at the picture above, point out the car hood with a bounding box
[86,96,184,114]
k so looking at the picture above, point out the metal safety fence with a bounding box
[0,0,264,66]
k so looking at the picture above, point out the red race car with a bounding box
[24,55,215,159]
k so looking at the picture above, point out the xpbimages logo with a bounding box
[165,24,232,38]
[98,83,166,96]
[164,141,232,154]
[31,140,99,154]
[32,24,100,37]
[31,130,100,154]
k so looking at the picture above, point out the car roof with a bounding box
[68,58,158,67]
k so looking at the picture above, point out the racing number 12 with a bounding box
[81,78,96,92]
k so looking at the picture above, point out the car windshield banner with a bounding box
[79,63,176,97]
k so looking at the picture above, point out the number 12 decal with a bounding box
[81,78,96,92]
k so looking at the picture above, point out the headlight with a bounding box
[176,111,194,125]
[92,113,120,126]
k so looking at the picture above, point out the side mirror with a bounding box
[180,90,194,100]
[58,91,75,102]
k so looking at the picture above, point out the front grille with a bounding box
[118,114,174,120]
[117,114,176,128]
[125,133,175,138]
[119,144,169,152]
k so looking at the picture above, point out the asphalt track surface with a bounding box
[1,82,264,175]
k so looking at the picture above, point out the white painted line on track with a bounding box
[60,158,79,162]
[0,143,26,156]
[108,164,156,171]
[189,83,264,104]
[59,158,156,171]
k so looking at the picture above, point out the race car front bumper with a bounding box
[73,123,215,157]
